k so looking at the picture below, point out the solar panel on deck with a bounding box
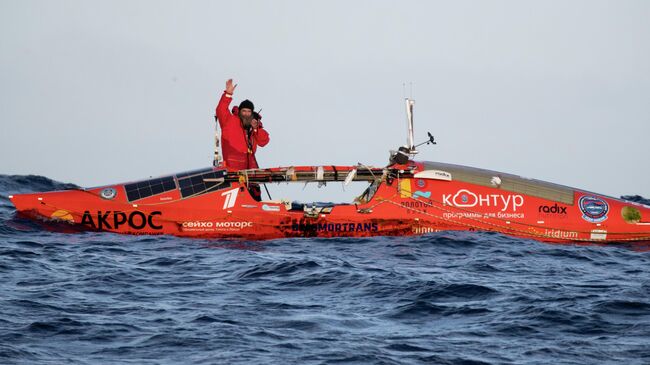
[177,170,229,198]
[178,178,191,188]
[125,176,177,202]
[139,186,152,197]
[163,179,175,190]
[151,184,164,195]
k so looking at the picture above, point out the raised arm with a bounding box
[215,79,237,126]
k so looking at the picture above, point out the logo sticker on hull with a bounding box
[538,203,568,215]
[221,188,239,209]
[181,221,253,232]
[578,196,609,223]
[291,222,378,233]
[413,191,431,198]
[51,210,74,222]
[442,189,524,212]
[262,204,281,212]
[81,210,163,230]
[100,188,117,200]
[621,206,642,224]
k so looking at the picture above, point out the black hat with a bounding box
[239,99,254,111]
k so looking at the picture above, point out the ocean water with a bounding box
[1,175,650,365]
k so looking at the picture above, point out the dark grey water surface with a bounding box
[1,175,649,364]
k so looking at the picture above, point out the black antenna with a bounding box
[414,132,436,148]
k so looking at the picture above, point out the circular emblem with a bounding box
[461,194,469,203]
[416,179,426,188]
[100,188,117,200]
[621,206,642,224]
[578,195,609,223]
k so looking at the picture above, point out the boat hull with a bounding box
[9,162,650,243]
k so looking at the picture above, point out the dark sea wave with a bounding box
[1,175,650,364]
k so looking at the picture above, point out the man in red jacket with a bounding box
[215,79,270,201]
[215,79,270,171]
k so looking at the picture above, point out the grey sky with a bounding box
[1,1,649,201]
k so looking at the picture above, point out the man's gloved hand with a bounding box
[251,111,262,129]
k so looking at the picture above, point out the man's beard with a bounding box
[240,115,253,128]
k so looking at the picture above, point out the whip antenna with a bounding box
[213,116,222,167]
